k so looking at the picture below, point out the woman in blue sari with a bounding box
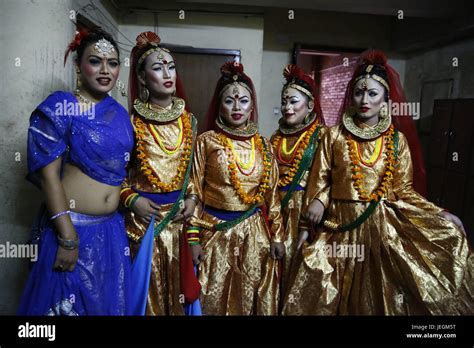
[18,28,134,315]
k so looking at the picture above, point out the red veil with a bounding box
[205,61,258,132]
[128,31,188,113]
[339,50,427,196]
[282,64,325,126]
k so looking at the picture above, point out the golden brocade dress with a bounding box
[122,97,195,315]
[188,124,284,315]
[270,119,325,303]
[282,123,474,315]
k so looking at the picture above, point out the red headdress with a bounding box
[63,28,90,66]
[340,49,427,196]
[205,61,258,132]
[128,31,188,113]
[283,64,325,126]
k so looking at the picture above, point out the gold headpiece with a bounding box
[218,81,253,98]
[286,80,314,100]
[354,64,390,92]
[137,47,170,70]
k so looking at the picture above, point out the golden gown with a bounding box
[122,100,194,316]
[270,125,326,304]
[282,123,474,315]
[188,129,284,315]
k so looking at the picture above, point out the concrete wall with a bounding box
[404,38,474,103]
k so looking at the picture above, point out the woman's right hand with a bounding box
[306,199,325,226]
[54,246,79,272]
[191,244,205,265]
[131,196,162,224]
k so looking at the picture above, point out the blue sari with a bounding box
[18,91,134,315]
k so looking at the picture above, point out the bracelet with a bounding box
[186,194,200,204]
[57,235,80,250]
[50,210,71,221]
[187,226,201,245]
[129,194,141,210]
[121,187,135,206]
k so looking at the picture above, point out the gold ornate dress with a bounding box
[270,118,325,303]
[282,122,474,315]
[188,123,284,315]
[122,97,195,315]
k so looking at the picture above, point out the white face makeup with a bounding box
[281,87,313,127]
[352,77,386,122]
[78,42,120,97]
[219,83,253,129]
[141,50,177,97]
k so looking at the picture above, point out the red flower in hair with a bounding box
[359,50,388,66]
[283,64,315,93]
[135,31,161,48]
[221,61,244,76]
[283,64,305,81]
[64,29,90,66]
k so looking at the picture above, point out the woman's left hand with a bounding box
[270,242,285,260]
[440,211,466,235]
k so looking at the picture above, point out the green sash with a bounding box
[280,126,321,209]
[153,115,197,237]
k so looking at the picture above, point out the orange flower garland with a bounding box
[134,112,193,192]
[272,121,319,187]
[217,133,272,205]
[347,124,396,201]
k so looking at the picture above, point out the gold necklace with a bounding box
[74,92,96,105]
[342,111,391,140]
[134,97,185,122]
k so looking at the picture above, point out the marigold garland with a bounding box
[272,121,319,187]
[134,112,193,192]
[347,124,396,201]
[217,132,272,205]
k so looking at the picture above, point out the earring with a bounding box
[139,86,149,102]
[75,72,81,95]
[116,79,127,97]
[379,103,389,119]
[304,112,311,124]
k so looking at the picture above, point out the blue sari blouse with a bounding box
[27,91,134,187]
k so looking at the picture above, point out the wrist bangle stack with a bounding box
[122,188,140,210]
[50,210,71,221]
[57,235,80,250]
[187,226,201,245]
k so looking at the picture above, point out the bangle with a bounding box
[189,241,200,246]
[121,188,135,206]
[186,194,200,204]
[50,210,71,221]
[57,235,79,250]
[129,194,141,210]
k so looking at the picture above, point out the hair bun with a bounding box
[283,64,305,81]
[221,61,244,77]
[359,49,388,66]
[136,31,161,48]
